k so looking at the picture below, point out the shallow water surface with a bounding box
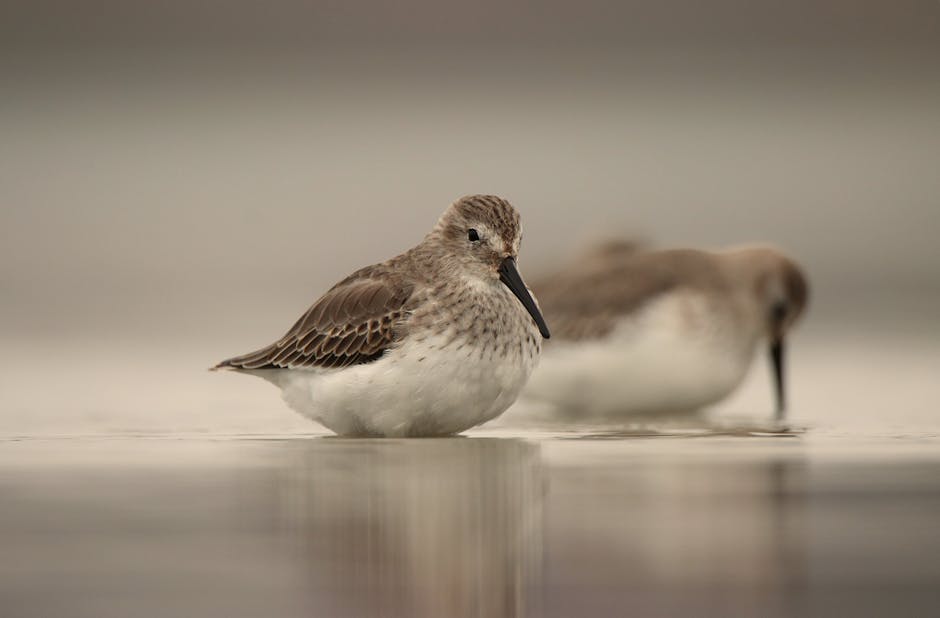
[1,326,938,616]
[1,433,938,618]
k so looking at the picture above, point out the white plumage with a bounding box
[516,292,759,420]
[266,329,538,437]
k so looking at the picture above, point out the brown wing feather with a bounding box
[533,249,728,341]
[214,269,415,371]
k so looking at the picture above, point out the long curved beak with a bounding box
[498,257,550,339]
[770,339,786,421]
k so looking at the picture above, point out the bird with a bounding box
[212,195,550,437]
[512,242,808,423]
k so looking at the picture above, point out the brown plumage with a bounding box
[532,249,733,341]
[214,265,416,371]
[517,242,809,421]
[213,194,546,372]
[212,194,548,438]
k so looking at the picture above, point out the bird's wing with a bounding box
[214,268,416,370]
[532,256,679,341]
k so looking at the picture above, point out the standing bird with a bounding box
[213,195,550,437]
[515,243,808,422]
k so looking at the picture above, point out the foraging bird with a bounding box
[515,242,808,422]
[213,195,550,437]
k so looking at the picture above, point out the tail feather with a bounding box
[210,343,280,372]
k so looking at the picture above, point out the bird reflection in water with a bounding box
[539,450,808,617]
[276,438,543,618]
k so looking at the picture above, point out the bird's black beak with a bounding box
[770,339,786,421]
[498,257,550,339]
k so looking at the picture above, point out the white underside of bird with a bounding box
[511,291,760,421]
[250,331,538,437]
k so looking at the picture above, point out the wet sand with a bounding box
[1,432,938,618]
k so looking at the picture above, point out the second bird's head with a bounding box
[430,195,550,339]
[726,246,810,419]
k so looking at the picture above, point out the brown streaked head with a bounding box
[433,195,522,262]
[430,195,549,338]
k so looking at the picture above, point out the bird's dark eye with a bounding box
[770,300,788,322]
[468,229,480,242]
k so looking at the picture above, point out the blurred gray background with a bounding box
[1,0,938,434]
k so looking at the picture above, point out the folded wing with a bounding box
[214,270,415,371]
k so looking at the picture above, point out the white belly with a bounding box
[515,293,759,420]
[267,332,538,437]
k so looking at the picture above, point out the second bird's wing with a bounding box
[533,259,678,341]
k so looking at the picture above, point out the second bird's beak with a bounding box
[498,257,551,339]
[770,339,786,421]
